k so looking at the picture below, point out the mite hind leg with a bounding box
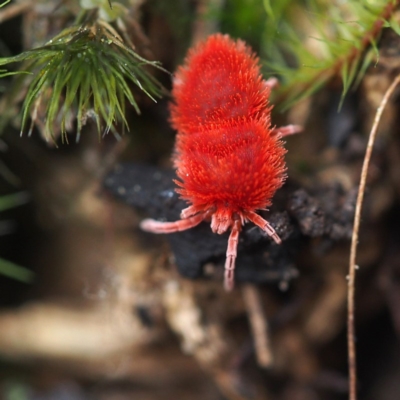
[263,77,279,90]
[263,78,302,138]
[271,124,302,138]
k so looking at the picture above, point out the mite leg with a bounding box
[245,211,282,245]
[140,212,207,234]
[224,218,242,291]
[271,124,303,138]
[263,77,279,90]
[180,205,201,219]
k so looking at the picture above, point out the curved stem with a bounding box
[348,73,400,400]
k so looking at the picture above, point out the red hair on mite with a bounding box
[140,33,301,291]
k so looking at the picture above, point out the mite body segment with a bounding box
[140,34,300,290]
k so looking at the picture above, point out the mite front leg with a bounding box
[180,204,214,219]
[141,212,206,234]
[245,211,282,244]
[224,218,242,291]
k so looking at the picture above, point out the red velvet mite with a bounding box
[140,34,301,291]
[170,34,272,133]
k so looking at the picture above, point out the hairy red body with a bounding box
[170,34,272,132]
[141,34,300,290]
[174,118,286,213]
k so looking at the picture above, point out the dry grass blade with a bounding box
[348,73,400,400]
[242,284,273,368]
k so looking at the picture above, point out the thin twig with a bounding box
[242,284,273,368]
[348,73,400,400]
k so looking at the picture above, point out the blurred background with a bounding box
[0,0,399,399]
